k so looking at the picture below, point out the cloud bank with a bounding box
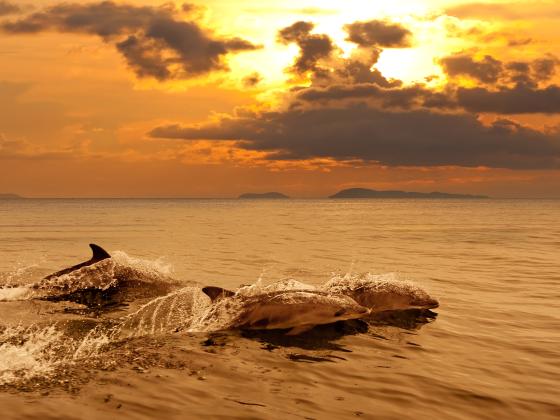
[150,16,560,170]
[0,1,259,80]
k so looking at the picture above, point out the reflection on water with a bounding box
[0,198,559,419]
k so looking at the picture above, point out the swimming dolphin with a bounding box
[322,275,439,312]
[0,244,183,308]
[199,287,370,335]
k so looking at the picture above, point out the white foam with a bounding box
[112,251,174,277]
[237,278,316,297]
[0,286,34,302]
[0,325,65,385]
[0,322,113,386]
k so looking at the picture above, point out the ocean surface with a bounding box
[0,198,559,419]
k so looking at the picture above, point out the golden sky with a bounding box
[1,0,559,197]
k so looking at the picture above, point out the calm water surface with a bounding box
[0,199,559,419]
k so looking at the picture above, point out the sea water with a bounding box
[0,198,559,419]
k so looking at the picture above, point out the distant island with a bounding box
[239,192,290,199]
[330,188,489,199]
[0,193,24,199]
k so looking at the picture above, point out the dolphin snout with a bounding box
[351,306,370,317]
[357,306,370,315]
[425,298,439,309]
[410,297,439,309]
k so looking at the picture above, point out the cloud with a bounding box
[150,104,560,170]
[277,21,398,88]
[277,21,335,76]
[440,53,503,84]
[0,1,259,80]
[242,72,263,88]
[456,85,560,114]
[440,53,558,86]
[293,79,560,115]
[292,83,433,108]
[147,16,560,171]
[532,56,559,81]
[344,20,412,48]
[0,1,19,16]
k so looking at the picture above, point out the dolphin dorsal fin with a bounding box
[89,244,111,262]
[202,286,235,303]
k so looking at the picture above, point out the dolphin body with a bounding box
[199,287,370,335]
[0,244,183,308]
[322,276,439,312]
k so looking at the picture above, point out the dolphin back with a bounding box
[44,243,111,280]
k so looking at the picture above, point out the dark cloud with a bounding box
[115,35,172,80]
[144,16,560,172]
[277,21,397,88]
[242,72,263,88]
[344,20,412,48]
[0,1,259,80]
[0,1,19,16]
[440,53,559,87]
[532,56,559,81]
[294,79,560,115]
[277,21,335,76]
[504,61,533,86]
[150,104,560,170]
[292,83,431,109]
[456,85,560,114]
[318,49,401,88]
[440,54,503,84]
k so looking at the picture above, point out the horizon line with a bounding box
[6,195,560,200]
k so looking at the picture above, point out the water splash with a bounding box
[0,325,65,385]
[112,251,175,277]
[237,278,317,297]
[0,321,117,387]
[0,263,41,288]
[326,271,428,294]
[112,286,211,338]
[0,287,34,302]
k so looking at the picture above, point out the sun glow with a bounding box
[202,0,454,86]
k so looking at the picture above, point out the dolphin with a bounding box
[322,276,439,312]
[0,244,183,308]
[199,287,370,335]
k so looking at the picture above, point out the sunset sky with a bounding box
[1,0,559,197]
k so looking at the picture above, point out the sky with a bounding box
[0,0,559,198]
